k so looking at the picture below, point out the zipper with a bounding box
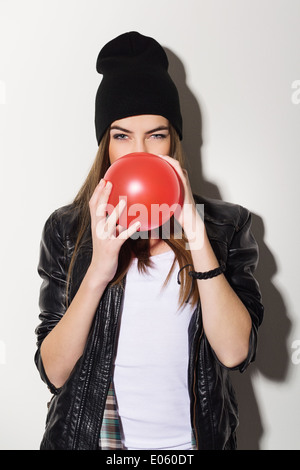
[72,282,124,449]
[96,292,124,446]
[192,326,203,449]
[200,332,216,449]
[72,311,101,449]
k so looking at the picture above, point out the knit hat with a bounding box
[95,31,182,144]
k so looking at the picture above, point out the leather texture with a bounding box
[35,195,264,450]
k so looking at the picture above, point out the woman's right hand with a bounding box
[88,178,140,286]
[39,178,140,389]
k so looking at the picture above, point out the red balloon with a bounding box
[104,152,183,231]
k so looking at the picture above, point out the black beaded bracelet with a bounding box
[177,261,226,303]
[188,261,226,280]
[177,261,226,290]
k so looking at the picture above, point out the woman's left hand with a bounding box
[158,155,198,231]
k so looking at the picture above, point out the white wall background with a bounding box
[0,0,299,450]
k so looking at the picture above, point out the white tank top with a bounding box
[113,250,194,450]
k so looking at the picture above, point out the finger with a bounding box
[90,179,110,221]
[117,221,141,242]
[95,202,108,219]
[159,155,182,171]
[115,224,124,238]
[159,155,188,188]
[103,198,127,236]
[95,181,113,217]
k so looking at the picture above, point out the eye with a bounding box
[112,133,128,140]
[151,133,168,139]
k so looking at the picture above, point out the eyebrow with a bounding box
[110,125,170,134]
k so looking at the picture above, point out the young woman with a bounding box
[35,32,264,450]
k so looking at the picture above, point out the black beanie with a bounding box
[95,31,182,144]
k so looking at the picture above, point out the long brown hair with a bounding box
[67,125,198,308]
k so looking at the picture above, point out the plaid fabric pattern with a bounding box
[99,380,125,449]
[99,379,197,450]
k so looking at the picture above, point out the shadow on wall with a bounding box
[165,47,292,450]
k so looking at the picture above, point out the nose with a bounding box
[132,138,149,154]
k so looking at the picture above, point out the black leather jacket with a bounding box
[35,195,263,450]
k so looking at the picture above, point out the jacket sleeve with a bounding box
[223,206,264,372]
[34,210,68,394]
